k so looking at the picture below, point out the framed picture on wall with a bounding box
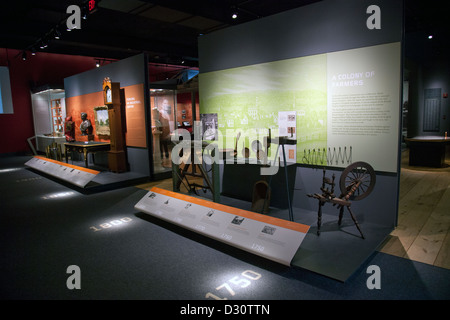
[94,106,110,136]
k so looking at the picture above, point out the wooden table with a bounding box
[64,141,111,168]
[405,136,449,167]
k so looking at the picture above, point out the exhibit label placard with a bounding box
[134,187,310,266]
[25,156,99,188]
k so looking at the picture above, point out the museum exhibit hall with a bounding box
[0,0,449,304]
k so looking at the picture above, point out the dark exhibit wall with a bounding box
[198,0,403,228]
[64,54,147,97]
[198,0,403,73]
[64,54,150,175]
[406,58,450,137]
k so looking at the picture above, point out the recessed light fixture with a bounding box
[232,13,238,19]
[428,35,433,39]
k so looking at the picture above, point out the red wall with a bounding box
[177,91,200,124]
[0,48,99,154]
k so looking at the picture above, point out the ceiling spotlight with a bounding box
[231,5,239,19]
[428,35,433,39]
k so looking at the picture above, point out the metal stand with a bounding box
[172,141,220,203]
[266,136,296,221]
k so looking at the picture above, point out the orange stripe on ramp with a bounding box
[150,187,310,234]
[34,156,100,175]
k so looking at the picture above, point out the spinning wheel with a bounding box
[339,161,376,201]
[307,161,377,239]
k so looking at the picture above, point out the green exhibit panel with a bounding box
[134,187,310,266]
[25,155,100,188]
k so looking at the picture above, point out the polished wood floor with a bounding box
[135,148,450,270]
[378,147,450,270]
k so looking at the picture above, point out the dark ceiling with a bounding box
[0,0,447,68]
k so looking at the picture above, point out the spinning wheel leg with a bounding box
[346,206,365,239]
[338,206,344,225]
[317,201,323,235]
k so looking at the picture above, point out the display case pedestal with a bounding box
[108,150,127,173]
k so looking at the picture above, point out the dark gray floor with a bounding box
[1,155,449,302]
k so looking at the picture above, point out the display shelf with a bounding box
[51,99,63,135]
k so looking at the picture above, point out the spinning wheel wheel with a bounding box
[339,161,376,201]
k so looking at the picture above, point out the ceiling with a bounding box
[0,0,447,68]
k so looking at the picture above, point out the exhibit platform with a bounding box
[405,136,450,168]
[23,155,149,193]
[170,188,393,282]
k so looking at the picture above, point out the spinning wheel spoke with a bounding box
[361,181,371,190]
[358,183,367,196]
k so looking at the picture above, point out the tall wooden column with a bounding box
[103,77,127,173]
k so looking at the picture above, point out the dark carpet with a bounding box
[0,156,449,301]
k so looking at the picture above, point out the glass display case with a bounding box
[30,87,66,154]
[150,88,177,174]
